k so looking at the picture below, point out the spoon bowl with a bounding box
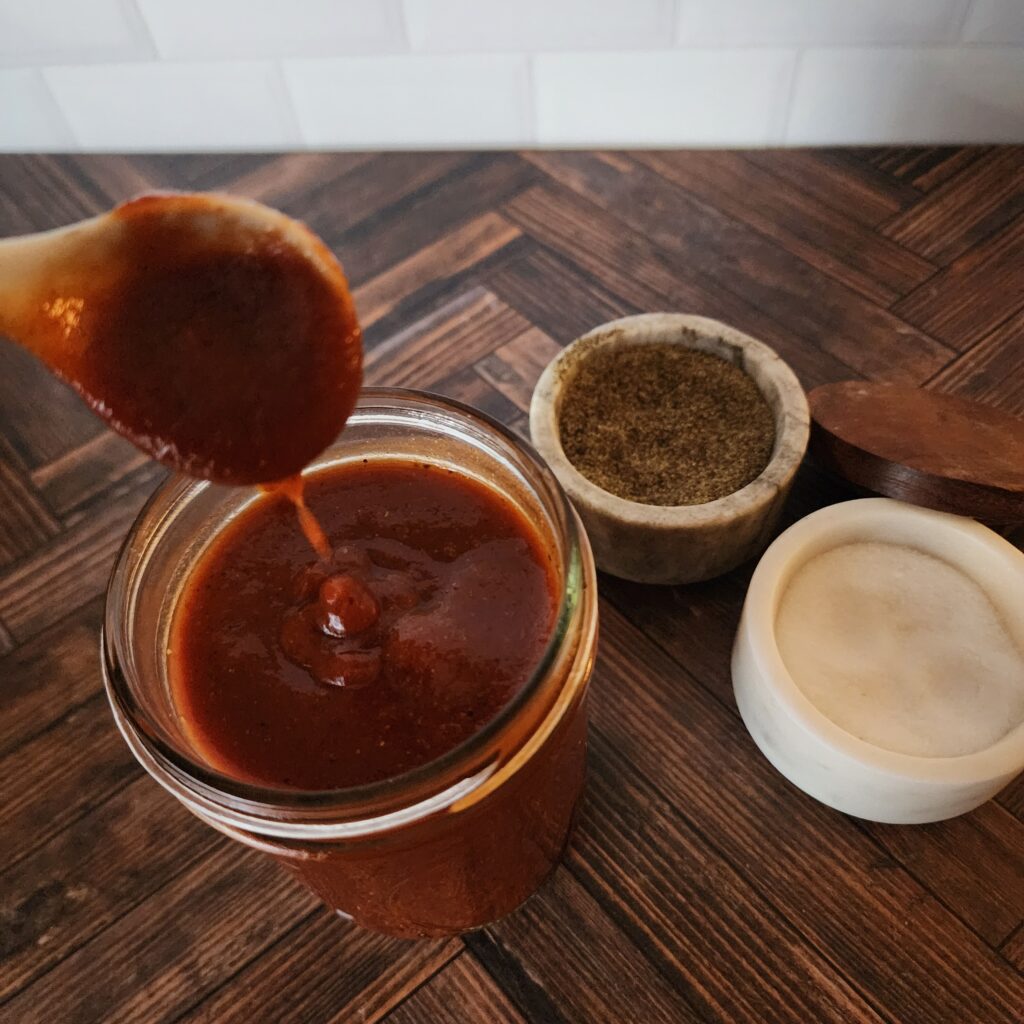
[0,192,362,484]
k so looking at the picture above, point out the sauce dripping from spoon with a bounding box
[264,475,334,562]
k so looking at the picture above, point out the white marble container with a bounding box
[732,497,1024,824]
[529,313,810,584]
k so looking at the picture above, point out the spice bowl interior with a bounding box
[732,497,1024,824]
[529,313,810,584]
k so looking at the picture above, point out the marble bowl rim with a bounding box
[528,312,810,530]
[742,496,1024,784]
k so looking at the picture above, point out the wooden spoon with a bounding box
[0,192,362,485]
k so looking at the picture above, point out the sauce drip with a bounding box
[12,193,362,484]
[170,460,558,790]
[263,475,333,562]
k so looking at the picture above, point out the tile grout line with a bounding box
[778,47,803,146]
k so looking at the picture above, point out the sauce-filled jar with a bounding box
[103,390,598,937]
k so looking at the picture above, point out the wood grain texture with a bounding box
[635,149,936,305]
[808,381,1024,523]
[177,916,461,1024]
[0,148,1021,1022]
[384,954,525,1024]
[881,148,1024,265]
[522,151,954,384]
[894,214,1024,351]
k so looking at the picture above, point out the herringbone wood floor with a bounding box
[1,148,1023,1023]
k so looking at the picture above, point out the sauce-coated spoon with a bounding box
[0,192,362,485]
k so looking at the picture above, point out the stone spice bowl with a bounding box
[529,313,810,584]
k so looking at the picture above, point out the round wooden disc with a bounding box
[808,381,1024,524]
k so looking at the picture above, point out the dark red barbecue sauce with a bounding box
[170,460,558,791]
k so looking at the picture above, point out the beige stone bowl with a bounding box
[529,313,810,584]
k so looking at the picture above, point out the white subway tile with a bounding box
[0,69,75,150]
[534,50,795,146]
[284,54,531,147]
[0,0,153,66]
[787,47,1024,145]
[403,0,675,52]
[137,0,405,60]
[677,0,971,47]
[962,0,1024,44]
[44,61,300,151]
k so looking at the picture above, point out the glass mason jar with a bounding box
[103,389,598,938]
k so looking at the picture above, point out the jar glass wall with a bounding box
[103,389,598,938]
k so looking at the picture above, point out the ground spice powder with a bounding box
[557,343,776,506]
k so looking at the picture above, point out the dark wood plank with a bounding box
[224,152,376,207]
[385,954,525,1024]
[863,803,1024,947]
[1003,925,1024,973]
[283,152,467,247]
[474,869,704,1024]
[519,154,952,384]
[487,239,636,347]
[573,736,889,1024]
[0,342,104,469]
[500,185,853,388]
[908,148,991,192]
[433,363,523,426]
[0,779,217,1003]
[636,149,936,305]
[882,147,1024,264]
[588,603,1024,1024]
[177,914,461,1024]
[865,146,990,191]
[894,215,1024,351]
[475,326,562,413]
[0,596,102,757]
[0,470,161,641]
[0,457,60,568]
[744,149,920,225]
[53,153,165,206]
[365,287,531,389]
[1,148,1022,1023]
[928,308,1024,415]
[130,153,273,192]
[353,211,520,329]
[0,155,113,233]
[37,150,462,270]
[336,154,538,287]
[997,772,1024,822]
[1,694,139,871]
[0,843,318,1024]
[29,431,149,520]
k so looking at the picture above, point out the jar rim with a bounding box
[103,387,590,830]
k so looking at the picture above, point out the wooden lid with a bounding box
[808,381,1024,524]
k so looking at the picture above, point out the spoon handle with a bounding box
[0,217,105,362]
